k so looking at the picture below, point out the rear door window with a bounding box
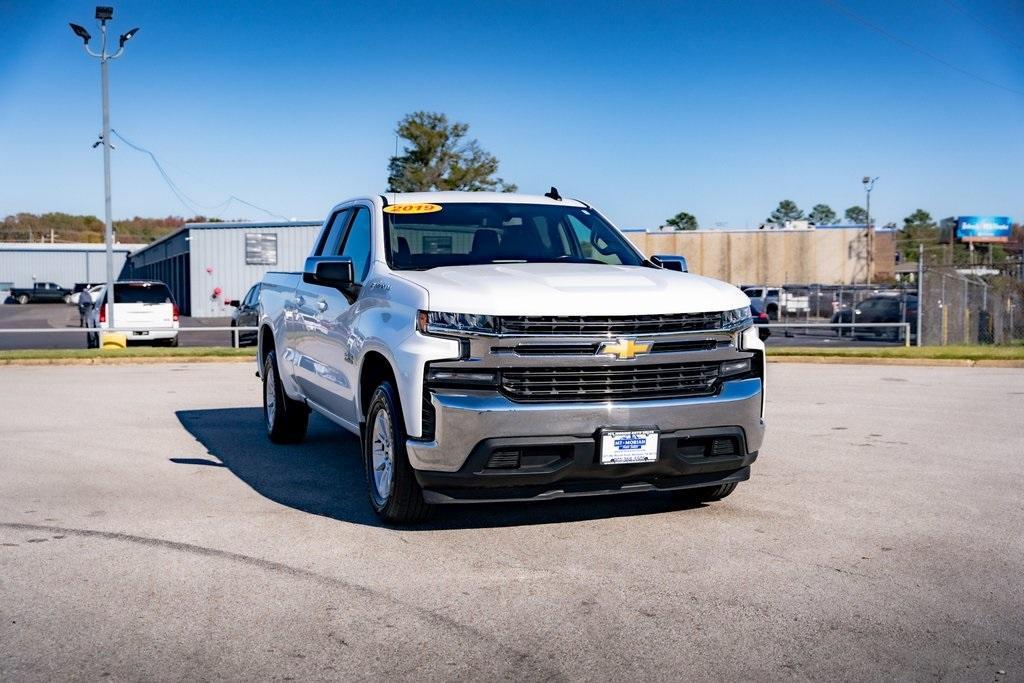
[316,209,353,256]
[114,283,174,304]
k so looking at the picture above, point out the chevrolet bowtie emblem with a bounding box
[597,339,652,360]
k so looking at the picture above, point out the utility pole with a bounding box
[916,243,924,346]
[69,7,139,330]
[863,176,878,285]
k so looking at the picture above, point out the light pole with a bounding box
[69,7,139,331]
[862,176,878,285]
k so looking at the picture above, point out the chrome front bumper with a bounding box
[406,377,765,473]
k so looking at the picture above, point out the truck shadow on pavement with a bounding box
[175,407,702,530]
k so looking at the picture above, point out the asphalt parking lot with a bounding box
[2,362,1022,680]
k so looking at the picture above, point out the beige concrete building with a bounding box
[625,227,895,286]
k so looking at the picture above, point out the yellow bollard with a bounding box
[100,332,127,350]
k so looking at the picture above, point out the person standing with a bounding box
[78,287,93,327]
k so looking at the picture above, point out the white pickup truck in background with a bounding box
[257,192,765,522]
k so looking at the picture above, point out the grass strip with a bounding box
[768,345,1024,361]
[0,346,256,363]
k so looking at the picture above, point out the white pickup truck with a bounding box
[258,192,765,522]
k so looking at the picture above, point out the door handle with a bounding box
[295,294,305,307]
[316,299,329,313]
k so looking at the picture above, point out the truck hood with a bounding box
[392,263,748,316]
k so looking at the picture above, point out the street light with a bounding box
[863,176,878,285]
[68,6,139,331]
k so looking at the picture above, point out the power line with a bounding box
[820,0,1024,97]
[109,129,290,221]
[942,0,1024,53]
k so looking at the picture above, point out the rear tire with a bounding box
[674,482,738,505]
[263,350,308,444]
[363,381,431,523]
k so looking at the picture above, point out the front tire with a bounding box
[675,482,738,505]
[263,350,308,444]
[17,294,29,305]
[363,381,430,523]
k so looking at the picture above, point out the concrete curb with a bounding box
[0,354,255,366]
[768,355,1024,368]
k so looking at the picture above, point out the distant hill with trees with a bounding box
[1,213,226,244]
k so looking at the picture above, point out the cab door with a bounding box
[290,208,352,404]
[314,205,374,424]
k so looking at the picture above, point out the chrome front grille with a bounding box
[498,313,724,336]
[500,361,721,402]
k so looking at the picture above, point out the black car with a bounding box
[831,295,917,340]
[228,283,261,347]
[750,300,771,341]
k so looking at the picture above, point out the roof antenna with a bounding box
[544,186,562,201]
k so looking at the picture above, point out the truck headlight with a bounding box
[721,306,752,329]
[418,311,498,336]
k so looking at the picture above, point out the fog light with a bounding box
[720,358,751,377]
[487,449,521,469]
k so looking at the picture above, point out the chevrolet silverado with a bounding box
[257,192,765,522]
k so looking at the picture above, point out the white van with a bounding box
[87,280,180,347]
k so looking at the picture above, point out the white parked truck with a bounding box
[258,192,765,522]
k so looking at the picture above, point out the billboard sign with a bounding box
[956,216,1011,243]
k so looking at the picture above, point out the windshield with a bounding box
[114,282,174,305]
[384,202,644,270]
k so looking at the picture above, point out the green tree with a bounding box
[664,211,698,231]
[844,206,867,224]
[808,204,837,225]
[767,200,804,223]
[387,111,516,193]
[899,209,939,261]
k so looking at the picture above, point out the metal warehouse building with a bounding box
[0,242,143,291]
[127,220,322,317]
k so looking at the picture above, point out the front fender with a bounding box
[356,329,459,438]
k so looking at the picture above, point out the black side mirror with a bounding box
[303,256,354,290]
[226,299,241,308]
[651,254,688,273]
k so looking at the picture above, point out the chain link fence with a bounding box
[919,263,1024,346]
[747,261,1024,346]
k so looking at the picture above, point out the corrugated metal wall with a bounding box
[0,245,135,289]
[125,222,322,317]
[187,224,322,317]
[127,230,192,313]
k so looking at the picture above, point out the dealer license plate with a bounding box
[132,331,148,336]
[600,430,659,465]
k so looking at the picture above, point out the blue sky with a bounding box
[1,0,1021,230]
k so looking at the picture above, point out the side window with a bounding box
[339,207,372,283]
[315,209,352,256]
[244,285,259,307]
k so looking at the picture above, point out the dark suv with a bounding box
[832,295,917,340]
